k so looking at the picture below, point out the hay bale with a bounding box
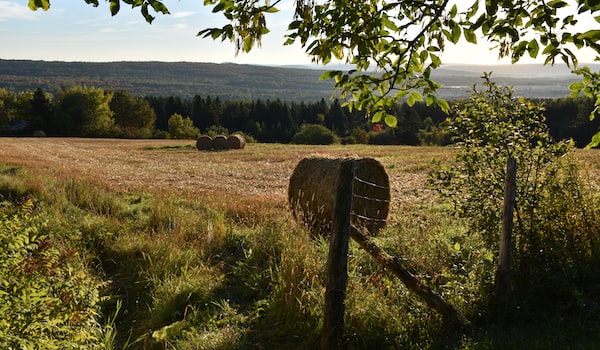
[196,135,213,151]
[288,157,390,236]
[213,135,228,150]
[226,134,246,149]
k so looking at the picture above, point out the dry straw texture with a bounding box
[288,157,390,236]
[213,135,228,150]
[196,135,213,151]
[226,134,246,149]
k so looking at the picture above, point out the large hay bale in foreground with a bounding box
[213,135,228,150]
[226,134,246,149]
[196,135,213,151]
[288,157,390,236]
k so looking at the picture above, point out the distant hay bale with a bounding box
[288,157,390,236]
[226,134,246,149]
[32,130,46,137]
[196,135,213,151]
[213,135,228,150]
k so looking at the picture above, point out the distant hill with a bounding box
[0,59,594,101]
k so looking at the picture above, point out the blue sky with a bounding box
[0,1,597,66]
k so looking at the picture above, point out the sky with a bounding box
[0,0,597,67]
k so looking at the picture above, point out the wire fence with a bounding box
[350,174,391,225]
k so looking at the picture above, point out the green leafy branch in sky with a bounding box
[28,0,170,24]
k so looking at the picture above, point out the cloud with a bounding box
[172,11,196,19]
[0,1,38,21]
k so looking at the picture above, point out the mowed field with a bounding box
[0,138,457,212]
[1,138,599,214]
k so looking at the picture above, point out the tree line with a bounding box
[0,86,598,147]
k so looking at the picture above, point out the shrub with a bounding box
[429,74,600,317]
[0,198,109,349]
[368,128,397,145]
[292,124,339,145]
[205,125,229,138]
[417,117,450,146]
[168,113,200,140]
[342,127,370,144]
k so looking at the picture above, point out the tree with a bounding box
[429,75,600,317]
[54,86,114,137]
[167,113,200,139]
[109,90,156,138]
[0,88,18,126]
[27,88,54,132]
[29,1,600,143]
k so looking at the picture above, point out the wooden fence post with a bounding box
[321,159,355,350]
[349,225,465,328]
[495,156,517,315]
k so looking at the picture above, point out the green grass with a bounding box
[1,144,600,349]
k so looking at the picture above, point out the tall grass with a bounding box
[1,144,600,349]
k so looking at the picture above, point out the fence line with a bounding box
[353,175,390,190]
[352,173,390,225]
[351,213,388,222]
[352,193,391,203]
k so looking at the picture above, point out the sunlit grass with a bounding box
[1,139,600,349]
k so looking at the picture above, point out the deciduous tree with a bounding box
[54,86,114,137]
[110,90,157,138]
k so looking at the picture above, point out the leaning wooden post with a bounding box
[349,225,465,328]
[321,159,355,350]
[494,157,517,316]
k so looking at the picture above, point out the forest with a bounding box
[0,85,599,148]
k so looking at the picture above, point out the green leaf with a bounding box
[150,1,170,14]
[463,28,477,44]
[547,0,568,8]
[437,98,450,114]
[371,110,384,123]
[28,0,50,10]
[384,114,397,128]
[319,70,342,81]
[569,81,585,92]
[577,30,600,40]
[527,39,539,58]
[426,95,435,106]
[430,53,441,67]
[243,36,254,52]
[454,242,461,251]
[409,91,423,107]
[586,130,600,148]
[263,6,279,13]
[450,21,461,44]
[449,4,458,17]
[110,0,120,16]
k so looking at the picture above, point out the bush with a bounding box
[342,127,370,144]
[429,74,600,317]
[292,124,339,145]
[368,128,397,145]
[0,198,110,349]
[168,113,200,140]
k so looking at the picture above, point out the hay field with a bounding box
[1,138,598,212]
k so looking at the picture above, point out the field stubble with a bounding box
[0,138,459,214]
[3,138,600,229]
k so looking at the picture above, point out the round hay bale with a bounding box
[288,157,390,236]
[213,135,228,150]
[196,135,213,151]
[226,134,246,149]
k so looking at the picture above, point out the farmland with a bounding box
[1,138,600,349]
[0,138,456,211]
